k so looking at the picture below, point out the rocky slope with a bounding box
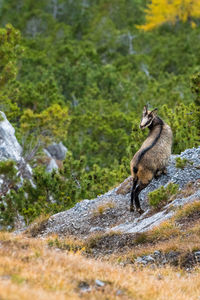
[36,146,200,237]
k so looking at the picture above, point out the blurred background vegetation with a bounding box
[0,0,199,226]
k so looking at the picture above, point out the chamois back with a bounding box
[129,106,173,213]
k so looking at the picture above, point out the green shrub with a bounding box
[175,157,193,169]
[148,182,179,209]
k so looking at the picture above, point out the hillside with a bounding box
[1,231,200,300]
[1,159,200,299]
[30,147,200,238]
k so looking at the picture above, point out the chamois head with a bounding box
[140,105,158,130]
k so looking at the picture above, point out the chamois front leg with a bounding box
[130,178,138,212]
[134,182,149,214]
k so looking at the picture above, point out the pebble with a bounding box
[143,255,155,263]
[154,250,161,256]
[79,281,91,293]
[95,279,105,287]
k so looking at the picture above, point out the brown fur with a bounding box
[130,123,172,180]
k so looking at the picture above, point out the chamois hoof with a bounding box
[136,208,144,215]
[130,205,135,212]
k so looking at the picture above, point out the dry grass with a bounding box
[25,214,50,237]
[173,200,200,221]
[1,232,200,300]
[92,201,115,216]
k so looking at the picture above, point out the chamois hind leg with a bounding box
[134,183,148,214]
[130,178,138,212]
[135,169,154,214]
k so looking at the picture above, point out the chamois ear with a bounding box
[143,105,148,116]
[150,108,158,117]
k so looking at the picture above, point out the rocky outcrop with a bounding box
[46,142,67,161]
[0,111,33,230]
[37,146,200,237]
[0,111,32,178]
[44,142,68,172]
[0,112,22,162]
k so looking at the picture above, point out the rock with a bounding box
[143,255,155,263]
[0,111,22,162]
[194,251,200,263]
[154,250,161,256]
[135,257,143,263]
[46,142,67,160]
[95,279,105,287]
[14,213,26,230]
[89,226,104,233]
[0,111,32,181]
[116,290,123,296]
[78,281,91,293]
[136,255,155,265]
[46,158,59,173]
[31,147,200,237]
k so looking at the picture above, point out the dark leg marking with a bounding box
[134,183,148,214]
[130,178,138,212]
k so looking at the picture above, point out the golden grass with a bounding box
[173,200,200,221]
[0,232,200,300]
[92,201,115,216]
[25,214,50,237]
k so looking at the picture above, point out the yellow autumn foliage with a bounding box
[138,0,200,31]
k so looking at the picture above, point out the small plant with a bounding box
[148,182,179,209]
[93,201,115,216]
[47,237,85,253]
[149,220,180,242]
[85,232,104,249]
[175,157,193,169]
[134,232,148,245]
[25,214,50,237]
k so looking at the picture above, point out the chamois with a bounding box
[130,105,173,214]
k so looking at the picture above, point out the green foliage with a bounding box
[191,72,200,107]
[20,104,70,146]
[148,183,179,209]
[160,103,199,154]
[175,157,193,169]
[0,24,22,87]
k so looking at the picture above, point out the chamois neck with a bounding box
[148,116,164,131]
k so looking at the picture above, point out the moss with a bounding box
[148,182,179,209]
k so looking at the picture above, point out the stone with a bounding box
[46,142,67,160]
[0,111,22,162]
[46,158,59,173]
[95,279,105,287]
[79,281,91,293]
[89,227,104,233]
[143,255,155,263]
[0,111,32,183]
[154,250,161,256]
